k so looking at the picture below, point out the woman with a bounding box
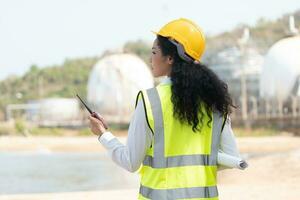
[89,18,243,200]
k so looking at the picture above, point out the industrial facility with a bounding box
[6,98,82,127]
[87,53,154,124]
[207,17,300,123]
[4,17,299,129]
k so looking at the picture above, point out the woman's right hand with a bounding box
[91,112,109,130]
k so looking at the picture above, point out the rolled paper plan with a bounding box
[217,152,248,170]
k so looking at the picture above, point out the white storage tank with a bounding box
[87,53,154,123]
[26,98,80,126]
[260,36,300,100]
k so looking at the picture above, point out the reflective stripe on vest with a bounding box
[139,87,223,200]
[140,185,218,199]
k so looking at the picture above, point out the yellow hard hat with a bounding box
[152,18,206,61]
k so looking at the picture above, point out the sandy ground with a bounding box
[1,135,300,200]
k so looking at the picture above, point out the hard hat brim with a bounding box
[151,30,169,37]
[151,30,159,35]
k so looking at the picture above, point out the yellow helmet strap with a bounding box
[168,38,194,63]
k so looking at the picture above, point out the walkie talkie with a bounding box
[76,94,108,129]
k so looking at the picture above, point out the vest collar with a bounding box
[159,76,172,85]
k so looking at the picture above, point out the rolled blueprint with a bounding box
[217,152,248,170]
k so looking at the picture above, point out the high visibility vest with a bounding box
[135,83,225,200]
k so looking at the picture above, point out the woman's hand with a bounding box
[88,114,107,137]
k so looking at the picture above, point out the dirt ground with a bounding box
[0,134,300,200]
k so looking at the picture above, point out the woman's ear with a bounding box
[167,56,174,65]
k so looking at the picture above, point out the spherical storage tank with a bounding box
[260,36,300,100]
[26,98,80,126]
[87,53,154,123]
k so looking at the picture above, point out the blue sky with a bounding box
[0,0,299,80]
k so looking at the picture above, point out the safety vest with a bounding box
[135,83,225,200]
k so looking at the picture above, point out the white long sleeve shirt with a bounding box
[98,76,241,172]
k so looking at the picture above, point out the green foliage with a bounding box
[205,9,300,56]
[29,127,64,136]
[15,119,26,134]
[0,57,99,115]
[233,127,280,137]
[123,39,151,66]
[0,40,152,117]
[0,125,13,136]
[78,128,91,136]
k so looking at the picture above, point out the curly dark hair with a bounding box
[157,35,236,132]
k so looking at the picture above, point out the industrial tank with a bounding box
[26,98,81,126]
[259,36,300,100]
[87,53,154,123]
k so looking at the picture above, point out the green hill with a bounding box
[0,41,151,119]
[205,9,300,55]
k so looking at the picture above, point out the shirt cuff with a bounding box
[98,131,115,144]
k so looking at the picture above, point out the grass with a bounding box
[0,119,129,137]
[0,125,13,136]
[0,120,284,137]
[233,127,281,137]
